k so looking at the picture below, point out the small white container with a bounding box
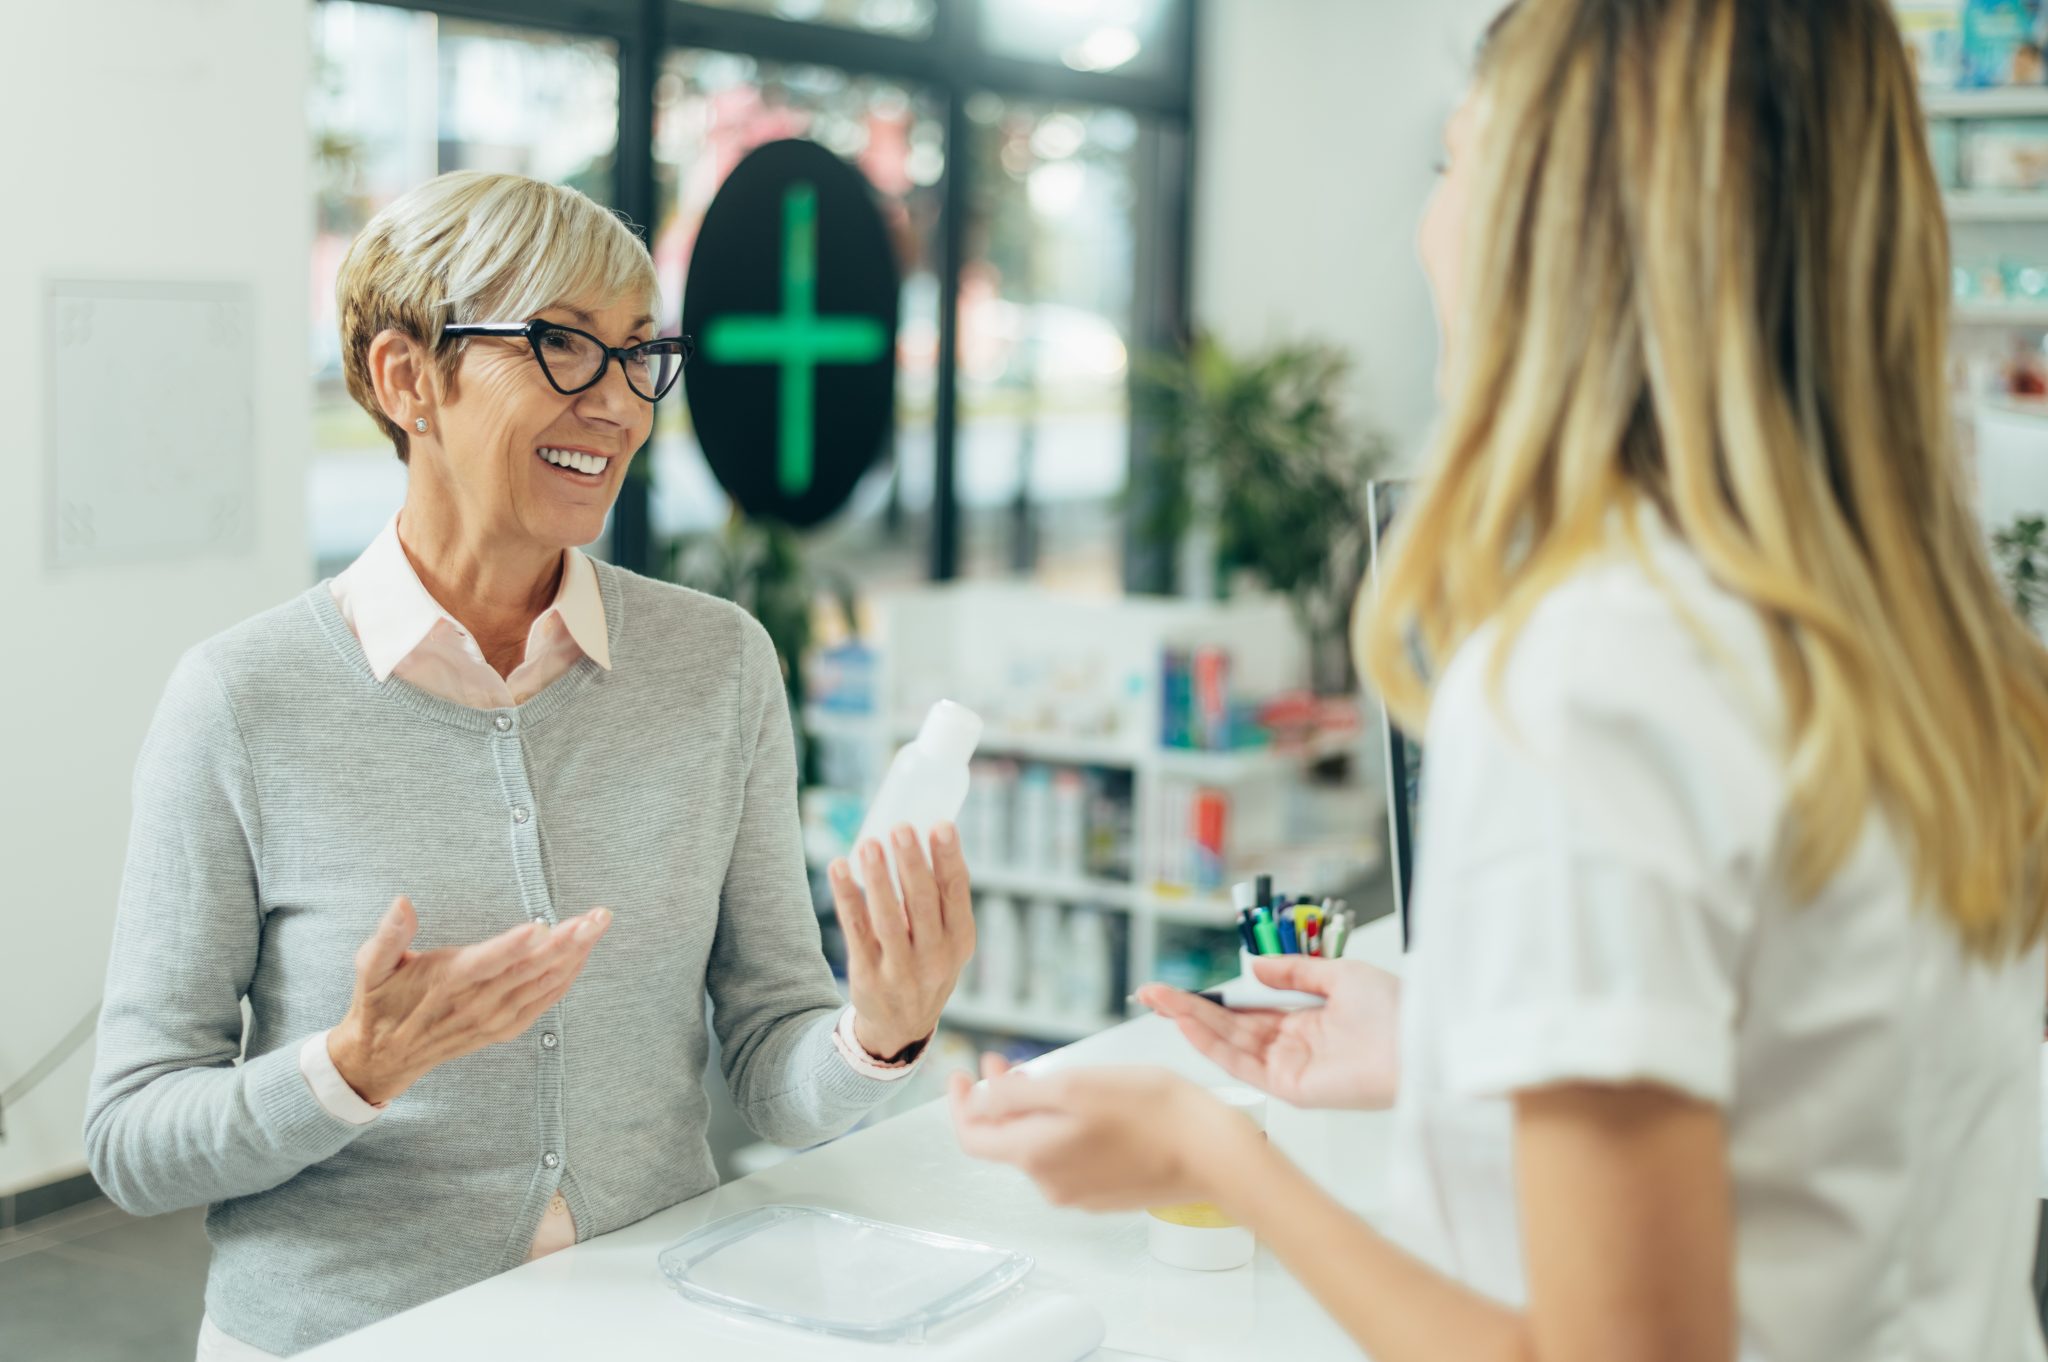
[977,895,1023,1005]
[1052,769,1088,877]
[1062,907,1113,1019]
[1015,764,1055,872]
[1230,947,1329,1009]
[1025,900,1067,1014]
[857,701,983,892]
[1146,1087,1266,1271]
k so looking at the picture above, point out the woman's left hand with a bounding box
[828,823,975,1061]
[948,1056,1264,1210]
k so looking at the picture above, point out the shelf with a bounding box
[1141,889,1242,925]
[893,719,1144,768]
[883,714,1361,778]
[802,706,881,741]
[1923,87,2048,119]
[1976,397,2048,429]
[1946,192,2048,223]
[970,867,1140,907]
[941,998,1120,1042]
[1955,301,2048,328]
[1152,729,1362,782]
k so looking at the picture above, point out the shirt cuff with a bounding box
[830,1006,926,1082]
[299,1028,387,1125]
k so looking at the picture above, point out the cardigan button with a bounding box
[494,714,513,732]
[511,806,530,825]
[542,1152,560,1170]
[541,1032,558,1050]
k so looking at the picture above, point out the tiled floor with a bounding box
[0,1198,209,1362]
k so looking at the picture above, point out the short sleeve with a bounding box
[1414,578,1775,1108]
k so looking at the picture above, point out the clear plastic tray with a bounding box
[656,1205,1035,1344]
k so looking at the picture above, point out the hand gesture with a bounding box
[827,824,975,1061]
[948,1055,1260,1211]
[329,895,612,1106]
[1137,956,1402,1110]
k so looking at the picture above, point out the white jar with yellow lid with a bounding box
[1145,1087,1266,1270]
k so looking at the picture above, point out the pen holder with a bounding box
[1234,948,1326,1009]
[1146,1087,1266,1271]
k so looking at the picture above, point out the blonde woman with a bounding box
[85,171,973,1360]
[951,2,2048,1358]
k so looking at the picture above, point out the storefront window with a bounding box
[976,0,1178,79]
[650,49,945,599]
[957,95,1144,592]
[690,0,935,40]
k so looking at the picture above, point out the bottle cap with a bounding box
[917,700,983,765]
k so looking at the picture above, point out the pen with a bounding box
[1277,907,1299,955]
[1251,906,1282,955]
[1193,980,1327,1011]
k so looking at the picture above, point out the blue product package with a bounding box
[1160,647,1192,749]
[1962,0,2045,87]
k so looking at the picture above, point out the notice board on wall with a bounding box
[45,279,255,572]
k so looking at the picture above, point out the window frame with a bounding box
[311,0,1199,587]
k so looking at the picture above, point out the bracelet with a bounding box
[870,1034,929,1066]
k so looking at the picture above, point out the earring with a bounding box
[414,418,428,434]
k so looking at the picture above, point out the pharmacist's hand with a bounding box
[328,896,612,1107]
[829,823,974,1061]
[949,1056,1261,1211]
[1137,958,1401,1110]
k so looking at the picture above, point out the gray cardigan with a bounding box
[84,563,895,1356]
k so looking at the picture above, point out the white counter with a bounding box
[301,921,1406,1362]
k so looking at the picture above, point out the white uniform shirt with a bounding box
[1383,512,2046,1361]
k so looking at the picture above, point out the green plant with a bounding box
[665,512,856,784]
[1993,514,2048,627]
[1135,333,1389,691]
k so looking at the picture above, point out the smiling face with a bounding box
[421,294,658,553]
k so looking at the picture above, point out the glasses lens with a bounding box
[534,326,605,392]
[626,341,687,400]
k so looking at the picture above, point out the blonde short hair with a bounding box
[336,171,660,461]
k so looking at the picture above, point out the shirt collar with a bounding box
[553,541,611,671]
[333,514,611,681]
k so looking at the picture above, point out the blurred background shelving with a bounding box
[1896,2,2048,541]
[798,582,1383,1051]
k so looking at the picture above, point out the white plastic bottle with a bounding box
[856,700,984,892]
[978,895,1023,1005]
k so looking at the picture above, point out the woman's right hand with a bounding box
[1136,957,1403,1111]
[328,895,612,1106]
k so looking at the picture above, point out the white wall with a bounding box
[1193,0,1510,467]
[0,0,310,1194]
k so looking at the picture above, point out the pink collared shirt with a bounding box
[292,515,916,1257]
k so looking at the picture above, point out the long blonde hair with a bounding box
[1362,0,2048,956]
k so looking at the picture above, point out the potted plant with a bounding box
[1135,333,1390,693]
[1993,514,2048,629]
[665,511,856,785]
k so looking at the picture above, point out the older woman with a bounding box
[84,170,972,1361]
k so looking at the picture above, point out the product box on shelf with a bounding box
[1902,0,1967,86]
[1961,0,2046,88]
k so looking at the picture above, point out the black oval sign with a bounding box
[682,139,901,529]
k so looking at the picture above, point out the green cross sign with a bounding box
[702,183,889,497]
